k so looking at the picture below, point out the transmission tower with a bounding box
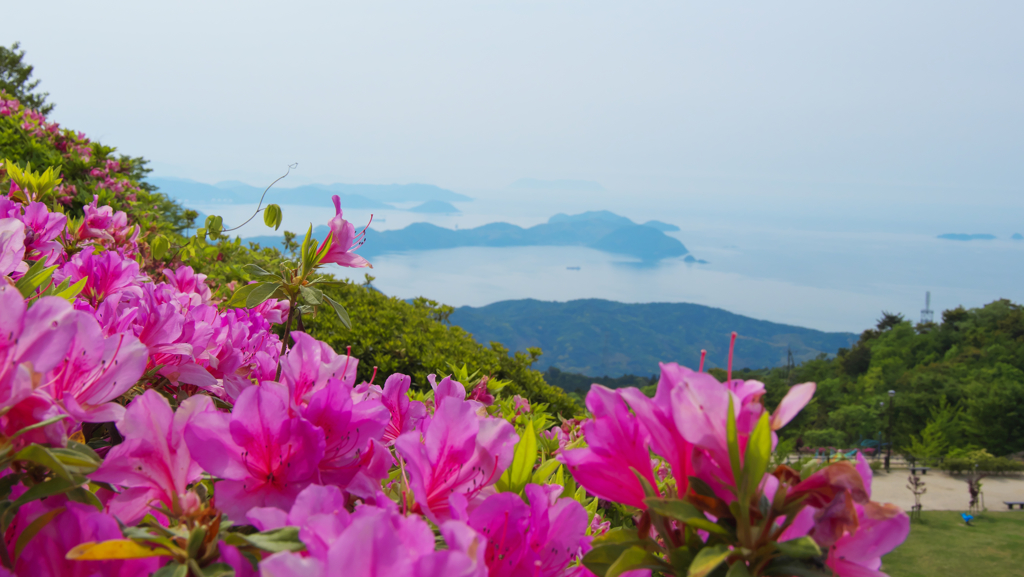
[920,291,934,324]
[786,348,796,385]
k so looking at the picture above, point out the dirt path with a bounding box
[870,468,1024,512]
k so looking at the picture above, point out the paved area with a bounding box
[870,468,1024,512]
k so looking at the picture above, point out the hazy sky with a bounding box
[8,1,1023,209]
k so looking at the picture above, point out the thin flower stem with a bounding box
[275,298,297,381]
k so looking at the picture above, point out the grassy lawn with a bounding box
[881,510,1024,576]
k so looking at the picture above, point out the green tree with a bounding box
[0,42,52,114]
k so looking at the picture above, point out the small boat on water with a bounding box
[566,266,581,271]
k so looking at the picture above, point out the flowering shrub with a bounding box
[0,99,909,576]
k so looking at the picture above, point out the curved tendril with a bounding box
[221,163,298,233]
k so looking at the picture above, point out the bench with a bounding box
[1004,501,1024,510]
[909,466,931,475]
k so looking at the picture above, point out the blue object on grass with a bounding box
[961,513,974,526]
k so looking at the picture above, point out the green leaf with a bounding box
[14,444,73,481]
[264,204,283,230]
[227,527,305,553]
[775,536,823,559]
[582,542,640,577]
[762,558,833,577]
[13,475,84,507]
[607,546,670,577]
[14,506,63,559]
[322,295,352,330]
[531,459,562,485]
[66,487,103,511]
[151,235,170,260]
[51,447,101,470]
[742,412,772,497]
[225,283,260,308]
[245,282,282,308]
[644,498,730,536]
[726,561,753,577]
[645,498,704,522]
[499,419,538,494]
[0,474,23,499]
[153,561,189,577]
[688,476,718,499]
[299,285,323,306]
[242,263,277,279]
[205,215,224,238]
[14,259,58,297]
[199,563,236,577]
[7,415,68,442]
[726,396,741,489]
[669,547,695,573]
[54,276,87,301]
[187,525,207,559]
[630,467,658,498]
[688,544,730,577]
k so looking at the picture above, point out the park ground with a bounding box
[869,468,1024,576]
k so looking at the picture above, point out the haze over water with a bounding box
[195,188,1024,334]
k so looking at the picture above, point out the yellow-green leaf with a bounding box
[688,544,730,577]
[66,539,173,560]
[499,419,538,495]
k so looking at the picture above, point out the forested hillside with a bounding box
[732,303,1024,459]
[450,298,857,376]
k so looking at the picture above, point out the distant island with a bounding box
[937,233,997,241]
[148,177,470,208]
[449,298,858,377]
[245,210,691,262]
[408,200,460,214]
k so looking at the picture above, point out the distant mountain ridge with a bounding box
[243,211,690,262]
[449,299,857,377]
[147,177,470,208]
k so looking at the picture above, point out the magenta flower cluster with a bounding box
[0,100,909,574]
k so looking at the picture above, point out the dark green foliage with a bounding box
[733,299,1024,457]
[450,299,856,376]
[542,367,656,394]
[0,42,52,114]
[299,287,582,417]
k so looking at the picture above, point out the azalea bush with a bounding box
[0,92,909,576]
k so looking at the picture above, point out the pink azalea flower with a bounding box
[0,289,79,413]
[279,332,359,408]
[620,364,698,497]
[248,484,351,560]
[184,382,325,520]
[161,265,212,305]
[43,310,148,423]
[560,385,659,509]
[0,218,26,278]
[317,195,372,268]
[378,373,427,445]
[260,498,441,577]
[8,499,160,577]
[770,381,816,431]
[396,396,517,522]
[467,484,588,577]
[55,249,143,307]
[428,373,466,409]
[826,501,909,577]
[301,377,392,494]
[89,391,217,524]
